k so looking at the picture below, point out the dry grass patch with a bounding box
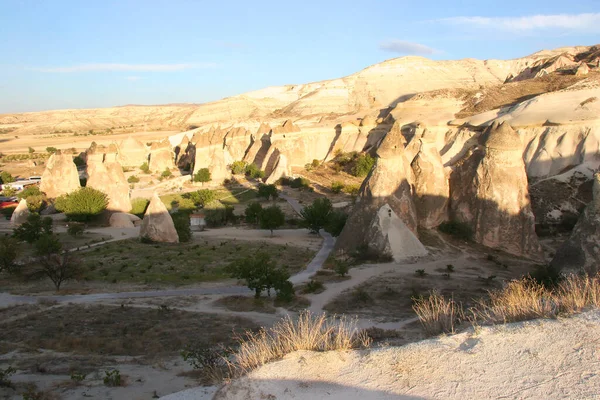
[414,274,600,335]
[228,311,371,376]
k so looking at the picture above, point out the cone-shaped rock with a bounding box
[265,153,291,184]
[148,139,175,172]
[139,194,179,243]
[335,123,423,261]
[550,173,600,275]
[412,128,449,228]
[449,122,542,258]
[40,152,81,198]
[10,199,30,226]
[118,137,148,168]
[87,161,132,213]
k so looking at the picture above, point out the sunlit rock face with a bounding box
[139,193,179,243]
[40,152,81,199]
[449,122,543,258]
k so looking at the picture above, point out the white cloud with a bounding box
[29,62,217,73]
[125,76,143,81]
[379,40,437,55]
[438,13,600,33]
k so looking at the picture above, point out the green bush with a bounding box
[225,252,290,298]
[331,181,345,194]
[194,168,211,184]
[343,184,361,196]
[103,369,122,387]
[140,162,150,174]
[244,202,263,226]
[333,259,350,277]
[290,177,311,189]
[0,236,20,274]
[438,220,474,241]
[300,198,333,233]
[324,210,348,237]
[0,171,15,184]
[257,184,278,200]
[352,153,375,178]
[67,222,85,237]
[0,365,15,388]
[54,187,108,222]
[46,147,58,154]
[127,175,140,183]
[260,205,285,236]
[183,189,215,207]
[245,163,265,179]
[13,214,53,243]
[1,187,16,197]
[172,211,192,242]
[302,280,324,294]
[205,204,235,227]
[17,185,41,200]
[130,198,149,218]
[34,234,62,256]
[230,161,248,175]
[161,168,173,179]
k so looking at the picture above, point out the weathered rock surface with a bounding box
[40,152,81,198]
[118,136,148,167]
[148,140,175,172]
[551,173,600,275]
[265,153,291,184]
[411,128,449,228]
[86,160,131,213]
[109,212,141,228]
[336,122,422,259]
[139,193,179,243]
[10,199,30,226]
[449,122,542,258]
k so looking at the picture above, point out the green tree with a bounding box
[260,205,285,236]
[193,168,211,185]
[67,223,85,237]
[38,252,80,291]
[46,147,58,154]
[140,162,150,174]
[324,210,348,237]
[245,163,265,179]
[352,153,375,178]
[17,186,46,213]
[127,175,140,183]
[34,234,62,256]
[225,252,290,298]
[13,214,53,243]
[300,198,333,233]
[161,168,173,179]
[54,187,108,222]
[1,186,16,197]
[230,161,248,175]
[331,181,345,194]
[0,236,20,274]
[172,211,192,242]
[183,189,215,207]
[257,184,278,201]
[244,201,263,226]
[0,171,15,184]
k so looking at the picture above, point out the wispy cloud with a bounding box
[379,40,437,55]
[437,13,600,33]
[29,62,217,73]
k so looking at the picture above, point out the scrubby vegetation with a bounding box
[225,252,291,298]
[193,168,211,184]
[54,187,108,222]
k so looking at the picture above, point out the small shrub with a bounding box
[351,153,375,177]
[343,184,360,196]
[415,269,427,277]
[303,280,324,294]
[70,371,86,383]
[259,205,285,236]
[140,162,150,174]
[438,220,474,241]
[446,264,455,272]
[0,365,15,387]
[161,168,173,179]
[127,175,140,183]
[13,214,53,243]
[172,211,192,242]
[290,177,310,189]
[103,369,122,387]
[0,236,20,274]
[55,187,108,222]
[333,259,350,277]
[230,161,248,175]
[257,183,278,200]
[67,223,85,237]
[130,198,149,218]
[0,171,15,184]
[1,186,16,197]
[181,344,230,374]
[331,181,344,194]
[413,290,464,335]
[46,147,58,154]
[245,163,264,179]
[244,202,263,226]
[194,168,211,184]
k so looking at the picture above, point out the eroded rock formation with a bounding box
[550,172,600,275]
[87,160,132,213]
[40,152,81,198]
[109,212,141,228]
[139,193,179,243]
[148,139,175,172]
[10,199,30,226]
[449,122,542,258]
[118,136,148,168]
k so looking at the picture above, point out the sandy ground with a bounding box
[195,227,323,251]
[166,310,600,400]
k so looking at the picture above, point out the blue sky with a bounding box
[1,0,599,113]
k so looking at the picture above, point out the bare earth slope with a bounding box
[204,311,600,400]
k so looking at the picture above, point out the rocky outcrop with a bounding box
[86,160,131,213]
[118,136,148,168]
[449,122,542,258]
[192,128,233,183]
[10,199,30,226]
[109,212,141,228]
[550,173,600,275]
[139,193,179,243]
[40,152,81,198]
[336,122,422,260]
[412,128,449,228]
[148,139,175,172]
[265,154,291,184]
